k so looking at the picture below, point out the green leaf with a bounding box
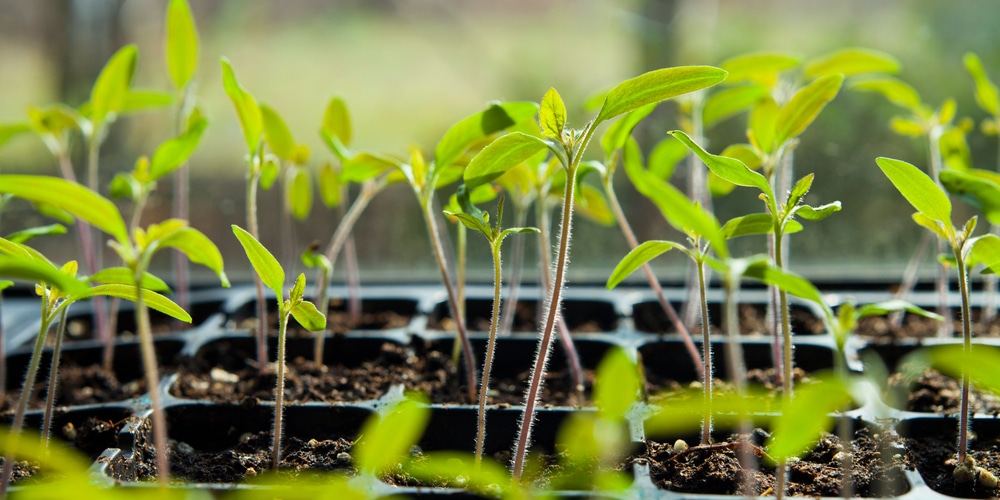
[0,281,12,292]
[767,376,853,461]
[596,66,728,124]
[594,347,640,418]
[646,387,777,438]
[923,344,1000,398]
[965,53,1000,117]
[877,157,952,226]
[0,236,52,263]
[856,300,943,321]
[300,246,331,271]
[850,76,924,113]
[940,169,1000,225]
[156,224,229,287]
[939,127,971,172]
[574,183,615,227]
[720,144,761,170]
[539,87,567,139]
[722,214,802,239]
[6,224,67,244]
[318,163,341,208]
[499,226,540,241]
[232,225,282,295]
[89,45,137,128]
[261,104,295,160]
[0,123,31,149]
[355,396,430,475]
[647,135,687,180]
[0,256,86,295]
[742,260,826,308]
[321,96,352,146]
[287,167,313,220]
[670,130,772,197]
[341,152,399,183]
[622,137,651,195]
[77,284,191,322]
[805,48,900,79]
[434,101,539,171]
[749,98,779,154]
[260,157,279,190]
[912,213,950,241]
[120,90,174,114]
[787,173,814,209]
[775,74,843,146]
[890,116,927,137]
[403,452,514,498]
[88,267,171,292]
[971,234,1000,275]
[720,52,801,85]
[149,115,208,181]
[220,57,263,154]
[703,84,768,128]
[607,240,684,290]
[643,177,728,259]
[795,201,842,221]
[165,0,199,89]
[601,103,657,159]
[291,298,326,332]
[464,132,548,189]
[0,175,128,245]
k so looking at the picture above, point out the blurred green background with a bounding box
[1,0,999,286]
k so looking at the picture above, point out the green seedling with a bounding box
[877,156,1000,481]
[221,57,272,374]
[464,66,727,479]
[444,189,539,464]
[232,225,325,470]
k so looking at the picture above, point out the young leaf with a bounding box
[594,347,640,419]
[260,157,280,190]
[220,57,263,154]
[971,234,1000,275]
[149,115,209,181]
[89,267,171,292]
[703,84,768,128]
[155,223,229,287]
[749,98,779,154]
[742,260,826,308]
[595,66,728,124]
[775,74,844,147]
[232,225,282,295]
[0,175,128,245]
[804,48,900,79]
[607,240,684,290]
[464,132,548,189]
[322,96,352,146]
[850,76,925,113]
[876,157,952,225]
[574,183,615,227]
[291,299,326,332]
[940,169,1000,225]
[6,223,67,244]
[89,45,137,128]
[287,167,313,220]
[669,131,772,197]
[77,284,191,322]
[601,103,657,158]
[767,376,853,461]
[165,0,199,90]
[856,300,943,320]
[787,173,814,209]
[719,52,801,85]
[318,163,341,208]
[355,396,430,475]
[964,53,1000,117]
[795,201,842,221]
[0,256,87,296]
[539,87,567,139]
[642,177,729,259]
[434,101,539,171]
[723,214,802,239]
[261,104,296,161]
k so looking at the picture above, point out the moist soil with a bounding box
[429,301,607,334]
[237,305,412,337]
[905,429,1000,498]
[639,425,908,497]
[636,304,825,336]
[0,361,150,412]
[886,368,1000,415]
[856,312,1000,341]
[171,339,592,406]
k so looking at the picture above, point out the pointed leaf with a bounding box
[965,53,1000,116]
[355,396,430,475]
[220,57,262,154]
[157,225,229,287]
[232,225,281,295]
[539,87,567,139]
[940,169,1000,225]
[795,201,842,221]
[120,90,174,114]
[287,167,312,220]
[723,214,802,239]
[434,101,539,171]
[574,183,615,227]
[749,98,779,154]
[318,163,341,208]
[850,76,924,113]
[321,96,352,146]
[877,157,952,225]
[703,84,768,128]
[166,0,199,89]
[0,256,86,295]
[464,132,548,189]
[89,267,171,292]
[0,175,128,245]
[149,115,208,181]
[775,74,843,146]
[601,103,657,158]
[912,213,950,241]
[341,152,400,183]
[805,48,900,79]
[261,104,295,160]
[642,177,728,259]
[890,116,927,137]
[596,66,727,123]
[79,284,190,322]
[743,260,826,308]
[787,173,814,209]
[670,130,772,197]
[90,45,137,128]
[607,240,684,289]
[857,300,943,320]
[6,224,67,244]
[260,157,279,190]
[443,210,491,237]
[720,52,801,85]
[291,298,326,332]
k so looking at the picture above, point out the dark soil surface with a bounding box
[886,368,1000,415]
[238,309,412,337]
[856,311,1000,341]
[640,425,908,497]
[635,303,825,336]
[171,340,592,406]
[906,429,1000,497]
[1,362,148,412]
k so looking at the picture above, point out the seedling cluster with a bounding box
[0,4,1000,499]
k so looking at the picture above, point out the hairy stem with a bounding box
[273,308,290,469]
[453,224,467,365]
[697,258,712,445]
[723,271,754,495]
[476,241,504,464]
[957,249,972,464]
[604,176,703,380]
[247,167,269,373]
[135,278,169,485]
[422,195,477,403]
[42,309,69,449]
